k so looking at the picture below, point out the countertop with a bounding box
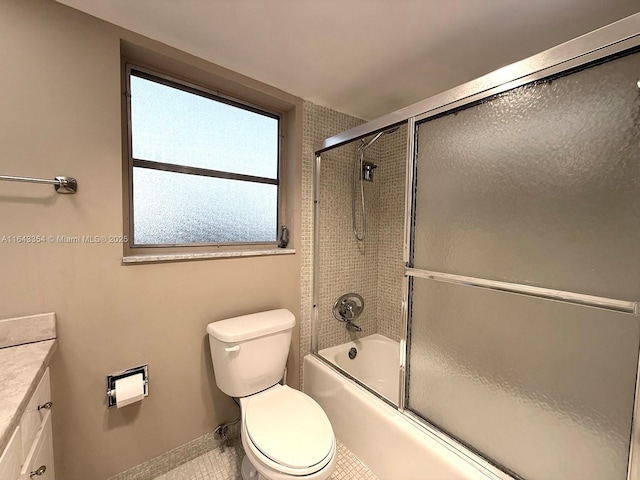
[0,339,57,453]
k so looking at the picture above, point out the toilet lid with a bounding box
[244,386,334,470]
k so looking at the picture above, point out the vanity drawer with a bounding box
[0,427,22,480]
[20,410,53,480]
[19,369,51,458]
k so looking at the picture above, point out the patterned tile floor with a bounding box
[154,438,378,480]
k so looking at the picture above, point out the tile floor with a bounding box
[154,438,378,480]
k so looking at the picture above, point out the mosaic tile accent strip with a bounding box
[108,425,240,480]
[153,437,378,480]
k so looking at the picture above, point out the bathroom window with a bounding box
[125,66,281,249]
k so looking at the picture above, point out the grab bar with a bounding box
[405,267,639,315]
[0,175,77,194]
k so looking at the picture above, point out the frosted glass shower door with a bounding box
[407,49,640,480]
[409,280,639,480]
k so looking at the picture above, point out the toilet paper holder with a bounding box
[106,365,149,408]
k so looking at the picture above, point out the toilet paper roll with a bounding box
[114,373,145,408]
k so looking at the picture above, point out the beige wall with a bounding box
[0,1,302,479]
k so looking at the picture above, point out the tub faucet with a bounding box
[346,321,362,332]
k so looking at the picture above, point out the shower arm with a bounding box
[361,131,384,149]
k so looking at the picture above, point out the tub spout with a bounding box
[346,321,362,332]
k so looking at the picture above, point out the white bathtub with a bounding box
[318,333,399,403]
[304,353,496,480]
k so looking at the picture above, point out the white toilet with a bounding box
[207,309,337,480]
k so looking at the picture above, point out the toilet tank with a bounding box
[207,309,295,398]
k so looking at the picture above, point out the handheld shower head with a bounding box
[352,125,400,241]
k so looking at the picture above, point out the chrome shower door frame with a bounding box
[315,14,640,155]
[313,12,640,480]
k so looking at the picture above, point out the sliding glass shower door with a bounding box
[406,49,640,479]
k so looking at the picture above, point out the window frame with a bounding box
[124,63,283,251]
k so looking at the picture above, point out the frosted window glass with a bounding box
[408,279,639,480]
[413,50,640,300]
[130,74,278,179]
[133,168,277,245]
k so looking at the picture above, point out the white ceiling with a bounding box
[58,0,639,120]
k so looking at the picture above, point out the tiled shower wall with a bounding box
[375,125,407,342]
[316,135,382,350]
[300,101,406,386]
[300,101,364,386]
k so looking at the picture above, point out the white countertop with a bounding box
[0,339,57,453]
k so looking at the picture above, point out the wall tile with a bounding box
[300,102,406,387]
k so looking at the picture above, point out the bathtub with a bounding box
[304,351,497,480]
[318,333,399,404]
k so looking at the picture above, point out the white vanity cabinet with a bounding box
[20,411,53,480]
[0,368,54,480]
[0,428,22,480]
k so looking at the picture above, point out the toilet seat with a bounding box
[242,385,335,476]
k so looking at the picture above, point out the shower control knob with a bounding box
[333,293,364,322]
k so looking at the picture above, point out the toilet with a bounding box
[207,309,337,480]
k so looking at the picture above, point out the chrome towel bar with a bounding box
[0,175,77,194]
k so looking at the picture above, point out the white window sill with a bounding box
[122,248,295,264]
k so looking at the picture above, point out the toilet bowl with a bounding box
[207,309,337,480]
[240,385,336,480]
